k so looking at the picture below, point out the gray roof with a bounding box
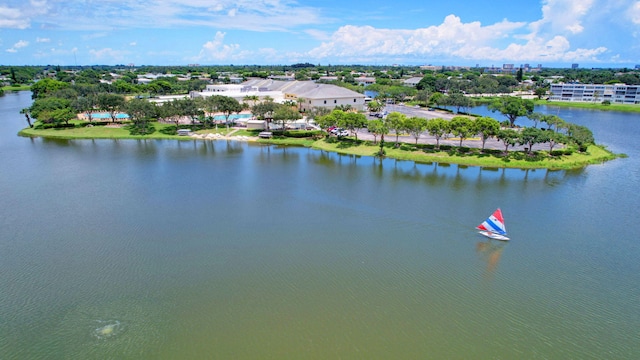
[242,79,364,100]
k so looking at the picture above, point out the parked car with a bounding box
[337,130,350,137]
[330,127,343,135]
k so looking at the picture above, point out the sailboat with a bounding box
[476,208,510,241]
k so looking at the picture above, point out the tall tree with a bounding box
[20,108,33,128]
[339,112,367,140]
[272,104,301,131]
[367,119,388,144]
[404,116,428,144]
[518,127,545,154]
[488,96,534,127]
[124,98,157,133]
[426,118,450,149]
[496,128,519,154]
[96,93,126,123]
[474,116,500,151]
[384,111,407,144]
[449,116,475,147]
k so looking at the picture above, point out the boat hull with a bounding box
[478,231,510,241]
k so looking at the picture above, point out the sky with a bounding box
[1,0,639,67]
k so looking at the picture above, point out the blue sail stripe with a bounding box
[485,218,506,235]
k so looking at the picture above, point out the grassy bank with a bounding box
[19,123,621,170]
[1,85,31,92]
[310,139,619,170]
[532,99,640,113]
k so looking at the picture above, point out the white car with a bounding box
[337,130,350,137]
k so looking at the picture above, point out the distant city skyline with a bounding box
[1,0,639,67]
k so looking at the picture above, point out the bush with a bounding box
[41,123,75,129]
[284,130,323,138]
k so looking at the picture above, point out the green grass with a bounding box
[18,123,621,170]
[311,139,619,170]
[531,99,640,113]
[1,84,31,92]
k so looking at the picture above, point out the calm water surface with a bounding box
[1,92,639,359]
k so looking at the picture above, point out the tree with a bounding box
[30,78,70,99]
[316,109,345,130]
[404,116,428,144]
[251,99,278,130]
[210,95,243,130]
[534,87,547,99]
[449,116,475,147]
[567,124,594,152]
[496,128,519,154]
[40,107,76,126]
[540,130,567,153]
[367,119,388,144]
[20,108,33,128]
[339,112,367,140]
[366,100,383,114]
[516,67,523,82]
[29,97,72,121]
[71,95,97,123]
[124,98,157,133]
[384,111,407,144]
[96,93,126,123]
[474,116,500,151]
[426,118,450,149]
[446,91,474,113]
[272,104,301,131]
[488,96,534,127]
[518,127,545,154]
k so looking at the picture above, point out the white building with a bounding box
[191,79,366,111]
[549,83,640,104]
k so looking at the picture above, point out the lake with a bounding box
[1,91,639,359]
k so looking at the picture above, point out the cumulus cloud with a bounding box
[194,31,250,62]
[6,39,29,52]
[89,47,130,62]
[307,10,610,63]
[36,37,50,42]
[0,5,30,29]
[631,1,640,24]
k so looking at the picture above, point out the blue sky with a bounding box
[1,0,639,67]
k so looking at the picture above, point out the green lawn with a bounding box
[532,99,640,113]
[311,139,619,170]
[1,85,31,92]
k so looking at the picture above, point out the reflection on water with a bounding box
[476,240,506,279]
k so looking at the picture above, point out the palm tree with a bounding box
[20,108,33,128]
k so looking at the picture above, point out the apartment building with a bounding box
[549,83,640,104]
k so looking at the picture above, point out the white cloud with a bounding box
[6,39,29,52]
[0,5,30,29]
[306,10,611,64]
[5,0,325,32]
[129,42,137,46]
[89,47,130,62]
[194,31,251,61]
[631,2,640,24]
[530,0,594,36]
[36,37,50,42]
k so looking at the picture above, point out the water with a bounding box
[1,92,639,359]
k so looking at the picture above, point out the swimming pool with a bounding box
[88,112,130,119]
[212,113,252,121]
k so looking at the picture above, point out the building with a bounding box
[549,83,640,104]
[571,63,579,69]
[403,77,423,87]
[191,79,366,111]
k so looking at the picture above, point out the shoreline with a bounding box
[18,124,622,170]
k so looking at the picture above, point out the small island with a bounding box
[12,66,628,170]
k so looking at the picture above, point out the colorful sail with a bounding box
[476,208,507,236]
